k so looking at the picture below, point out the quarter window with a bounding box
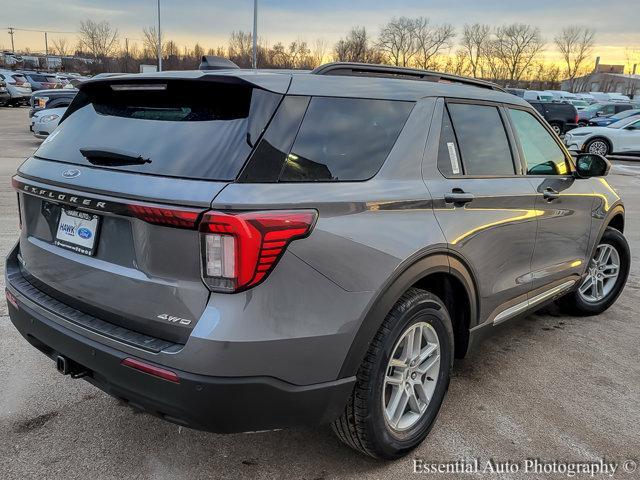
[447,103,515,176]
[280,97,413,181]
[508,109,570,175]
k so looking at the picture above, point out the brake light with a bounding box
[199,210,317,292]
[127,204,202,229]
[575,113,579,124]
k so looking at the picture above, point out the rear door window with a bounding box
[34,80,282,181]
[447,103,515,176]
[279,97,413,181]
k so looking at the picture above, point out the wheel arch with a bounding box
[337,251,479,379]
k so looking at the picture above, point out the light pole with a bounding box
[252,0,258,69]
[157,0,162,71]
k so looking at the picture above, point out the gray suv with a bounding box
[5,63,629,459]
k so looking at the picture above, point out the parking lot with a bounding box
[0,105,638,479]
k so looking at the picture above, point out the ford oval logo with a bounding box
[77,227,92,239]
[62,168,81,179]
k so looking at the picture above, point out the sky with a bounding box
[3,0,639,65]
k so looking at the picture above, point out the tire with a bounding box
[584,137,611,156]
[332,288,454,459]
[550,122,563,136]
[557,227,630,316]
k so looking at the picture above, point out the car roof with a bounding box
[84,68,530,106]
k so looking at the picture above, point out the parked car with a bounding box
[527,100,578,135]
[505,87,525,98]
[21,71,63,91]
[545,90,578,101]
[0,70,32,105]
[0,80,10,106]
[29,106,66,139]
[566,99,590,111]
[588,108,640,127]
[29,88,78,118]
[607,93,631,103]
[6,63,629,459]
[523,90,555,101]
[574,93,598,103]
[577,102,635,126]
[564,115,640,156]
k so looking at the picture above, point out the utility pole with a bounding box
[157,0,162,71]
[252,0,258,69]
[8,27,15,52]
[44,31,48,70]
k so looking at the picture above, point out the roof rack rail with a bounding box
[311,62,505,92]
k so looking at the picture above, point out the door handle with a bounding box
[444,189,475,206]
[542,188,560,201]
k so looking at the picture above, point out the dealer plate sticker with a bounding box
[55,209,100,256]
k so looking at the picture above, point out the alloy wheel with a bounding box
[383,321,440,432]
[588,140,609,156]
[578,243,620,303]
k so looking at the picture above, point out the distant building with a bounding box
[561,59,640,98]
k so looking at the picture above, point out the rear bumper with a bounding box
[5,244,354,433]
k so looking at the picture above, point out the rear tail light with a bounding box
[199,210,317,292]
[126,204,202,229]
[575,113,579,124]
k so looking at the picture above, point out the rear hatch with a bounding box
[14,75,285,343]
[11,74,32,95]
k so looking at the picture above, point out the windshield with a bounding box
[583,103,605,112]
[610,109,639,121]
[571,100,588,107]
[608,116,640,129]
[35,79,282,181]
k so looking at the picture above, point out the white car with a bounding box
[564,115,640,156]
[31,106,66,139]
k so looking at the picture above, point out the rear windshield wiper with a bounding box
[79,148,152,166]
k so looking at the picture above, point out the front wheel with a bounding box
[332,288,454,459]
[557,227,630,315]
[585,138,611,156]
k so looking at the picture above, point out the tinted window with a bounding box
[239,96,309,182]
[437,109,462,176]
[509,109,569,175]
[447,103,514,176]
[35,80,282,181]
[279,97,413,181]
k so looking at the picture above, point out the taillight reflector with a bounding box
[121,357,180,383]
[200,210,317,292]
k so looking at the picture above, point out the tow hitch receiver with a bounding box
[56,355,89,379]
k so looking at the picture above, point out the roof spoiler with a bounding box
[199,56,240,71]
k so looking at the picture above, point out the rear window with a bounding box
[12,74,27,83]
[34,80,282,181]
[29,74,55,83]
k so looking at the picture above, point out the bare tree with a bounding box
[311,39,328,66]
[492,24,545,82]
[51,37,71,56]
[228,31,253,67]
[377,17,418,66]
[413,18,455,69]
[554,26,596,92]
[334,27,381,63]
[143,26,164,61]
[77,19,119,58]
[624,47,640,75]
[460,23,491,78]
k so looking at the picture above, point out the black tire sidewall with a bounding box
[573,228,630,314]
[364,294,454,459]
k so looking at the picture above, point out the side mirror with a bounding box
[575,153,611,178]
[595,111,604,117]
[626,125,637,131]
